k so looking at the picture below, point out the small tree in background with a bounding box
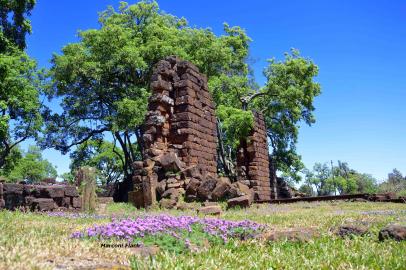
[76,166,97,212]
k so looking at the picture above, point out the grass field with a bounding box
[1,201,405,270]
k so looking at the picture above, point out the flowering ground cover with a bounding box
[70,215,265,253]
[1,201,406,269]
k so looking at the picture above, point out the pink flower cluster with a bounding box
[71,214,264,242]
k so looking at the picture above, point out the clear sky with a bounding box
[24,0,406,182]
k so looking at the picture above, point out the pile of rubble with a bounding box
[0,182,81,211]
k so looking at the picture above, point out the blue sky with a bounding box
[24,0,406,181]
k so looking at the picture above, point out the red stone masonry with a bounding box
[236,111,272,201]
[131,56,218,207]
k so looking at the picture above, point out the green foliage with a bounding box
[60,172,74,184]
[253,49,320,182]
[43,1,252,183]
[379,169,406,195]
[298,184,314,196]
[70,140,130,185]
[217,105,254,148]
[0,0,36,51]
[304,161,378,196]
[0,1,43,169]
[0,145,57,183]
[77,166,97,212]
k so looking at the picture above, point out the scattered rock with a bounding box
[211,177,231,201]
[161,188,180,200]
[198,205,222,215]
[379,225,406,241]
[261,228,318,242]
[336,225,369,237]
[159,198,177,209]
[227,195,251,209]
[185,178,201,196]
[197,175,217,201]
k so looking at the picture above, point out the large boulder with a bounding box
[185,178,201,196]
[198,205,222,215]
[40,186,65,198]
[159,198,177,209]
[336,225,369,238]
[379,225,406,241]
[227,195,251,209]
[227,182,253,201]
[157,152,184,172]
[30,198,56,211]
[3,183,24,194]
[64,186,79,197]
[180,165,205,181]
[211,177,231,201]
[197,175,217,201]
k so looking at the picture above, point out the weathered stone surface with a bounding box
[198,205,222,215]
[72,197,82,208]
[197,175,217,201]
[3,183,24,194]
[185,178,201,196]
[236,112,271,201]
[31,198,56,211]
[159,198,177,209]
[227,195,251,209]
[40,186,65,198]
[131,245,160,257]
[336,225,369,237]
[379,225,406,241]
[181,166,204,180]
[64,186,79,197]
[156,180,167,196]
[211,178,231,201]
[157,152,184,172]
[162,188,181,200]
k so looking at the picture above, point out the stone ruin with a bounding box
[129,56,273,209]
[237,112,271,201]
[0,182,81,211]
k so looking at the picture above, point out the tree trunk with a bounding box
[269,156,278,199]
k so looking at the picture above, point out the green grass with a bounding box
[1,201,405,269]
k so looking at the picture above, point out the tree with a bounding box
[0,0,43,168]
[379,169,406,194]
[69,139,128,185]
[304,161,378,196]
[42,1,251,200]
[0,0,36,50]
[44,1,320,200]
[3,145,57,182]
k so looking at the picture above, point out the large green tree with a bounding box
[44,1,320,200]
[0,0,43,169]
[42,1,251,199]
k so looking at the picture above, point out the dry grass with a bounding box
[1,201,405,270]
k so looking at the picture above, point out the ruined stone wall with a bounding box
[0,183,81,211]
[236,111,272,201]
[130,56,218,208]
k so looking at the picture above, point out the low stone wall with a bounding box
[0,183,81,211]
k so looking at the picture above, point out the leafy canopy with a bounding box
[1,145,57,183]
[0,0,43,168]
[43,0,251,178]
